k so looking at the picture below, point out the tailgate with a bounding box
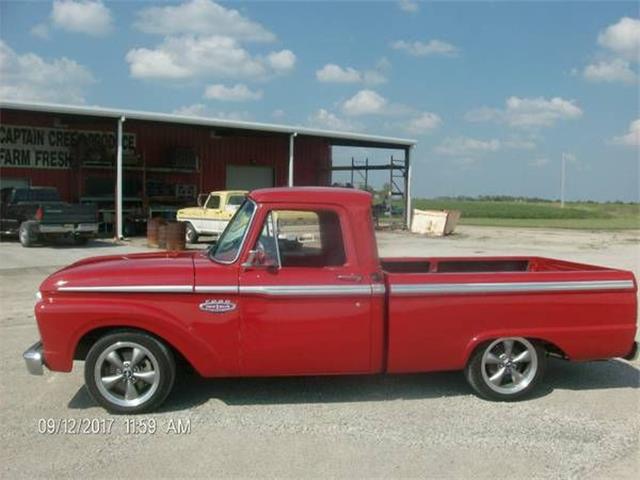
[41,203,97,224]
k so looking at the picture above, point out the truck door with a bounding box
[201,194,226,235]
[238,206,373,375]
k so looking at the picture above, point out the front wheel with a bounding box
[185,223,198,244]
[465,337,546,401]
[84,331,176,414]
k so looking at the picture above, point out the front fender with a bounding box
[36,294,222,376]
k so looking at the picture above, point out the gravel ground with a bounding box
[1,226,638,479]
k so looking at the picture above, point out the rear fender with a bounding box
[464,324,637,364]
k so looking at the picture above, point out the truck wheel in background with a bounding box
[185,223,198,244]
[19,221,39,247]
[465,337,546,401]
[72,236,89,246]
[84,331,176,414]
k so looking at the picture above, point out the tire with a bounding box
[19,221,39,247]
[72,236,89,246]
[465,337,546,401]
[185,223,198,244]
[84,331,176,414]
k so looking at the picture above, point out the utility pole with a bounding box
[560,153,566,208]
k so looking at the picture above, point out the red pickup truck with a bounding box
[24,188,638,413]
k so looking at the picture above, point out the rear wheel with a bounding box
[72,236,89,246]
[185,223,198,244]
[84,331,176,414]
[19,221,38,247]
[465,337,546,401]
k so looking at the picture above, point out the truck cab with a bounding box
[176,190,247,243]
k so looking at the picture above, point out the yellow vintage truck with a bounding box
[176,190,247,243]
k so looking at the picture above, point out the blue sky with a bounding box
[1,0,638,201]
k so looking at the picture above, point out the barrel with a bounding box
[165,221,186,251]
[158,224,168,249]
[146,217,167,248]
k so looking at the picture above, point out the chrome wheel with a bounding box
[481,337,538,395]
[94,341,160,408]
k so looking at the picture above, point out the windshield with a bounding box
[211,199,255,263]
[13,188,60,202]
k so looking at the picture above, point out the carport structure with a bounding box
[0,100,416,238]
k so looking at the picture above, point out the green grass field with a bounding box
[411,199,640,230]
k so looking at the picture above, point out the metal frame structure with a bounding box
[330,146,413,228]
[0,100,417,235]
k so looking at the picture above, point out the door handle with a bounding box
[337,274,363,282]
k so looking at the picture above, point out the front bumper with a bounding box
[23,341,44,375]
[624,342,639,361]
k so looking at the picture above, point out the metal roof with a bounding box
[0,100,416,149]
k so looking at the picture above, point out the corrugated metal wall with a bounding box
[0,109,332,202]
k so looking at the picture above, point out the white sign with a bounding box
[0,125,136,170]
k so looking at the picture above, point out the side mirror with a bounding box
[197,194,208,207]
[242,249,278,270]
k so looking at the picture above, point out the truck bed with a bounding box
[381,256,637,374]
[381,256,612,274]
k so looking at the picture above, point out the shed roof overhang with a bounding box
[0,100,416,150]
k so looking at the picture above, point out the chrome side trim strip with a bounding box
[371,284,386,295]
[390,280,635,295]
[194,285,239,294]
[240,285,372,297]
[58,285,193,293]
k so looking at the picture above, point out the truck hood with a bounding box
[40,251,196,294]
[177,207,205,219]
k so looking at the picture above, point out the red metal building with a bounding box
[0,101,415,235]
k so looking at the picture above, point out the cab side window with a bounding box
[254,209,346,268]
[205,195,220,209]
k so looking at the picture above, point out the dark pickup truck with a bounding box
[0,187,98,247]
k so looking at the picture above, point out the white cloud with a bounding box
[267,50,296,72]
[405,112,441,134]
[503,137,537,150]
[465,96,583,128]
[391,39,459,57]
[128,1,294,82]
[30,23,50,40]
[308,109,360,131]
[529,158,550,168]
[316,64,362,83]
[51,0,112,36]
[611,119,640,147]
[204,83,262,101]
[0,40,94,103]
[172,103,252,121]
[598,17,640,61]
[362,69,387,85]
[134,0,275,42]
[271,109,285,119]
[342,89,388,116]
[126,35,293,80]
[398,0,419,13]
[316,61,388,85]
[435,137,501,157]
[172,103,208,116]
[583,58,637,84]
